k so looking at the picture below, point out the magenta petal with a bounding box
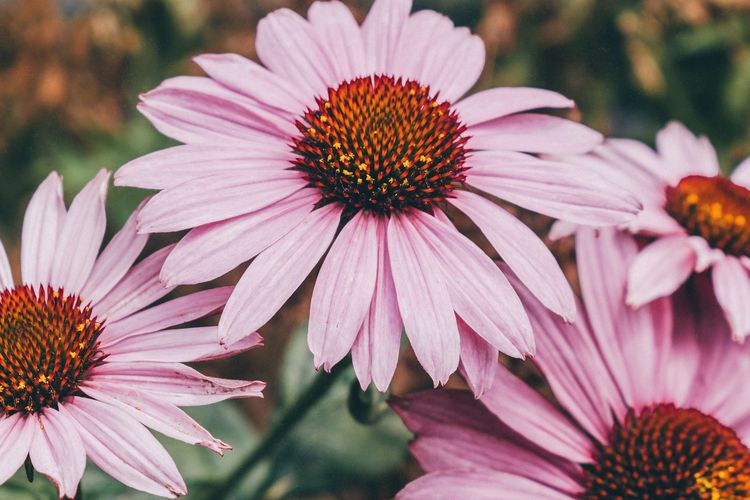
[455,87,573,127]
[0,414,35,484]
[626,235,695,308]
[457,317,498,398]
[30,408,86,499]
[712,256,750,341]
[309,212,379,371]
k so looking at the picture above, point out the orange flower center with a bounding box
[665,175,750,257]
[291,75,469,214]
[582,404,750,499]
[0,286,104,415]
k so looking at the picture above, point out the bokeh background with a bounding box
[2,0,750,498]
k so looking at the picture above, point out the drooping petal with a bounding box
[49,170,109,294]
[455,87,573,127]
[712,256,750,342]
[307,1,367,82]
[626,235,695,308]
[309,212,379,370]
[457,317,498,398]
[21,172,66,287]
[219,203,342,346]
[655,121,720,181]
[361,0,412,74]
[387,213,460,385]
[451,190,575,321]
[0,414,35,484]
[62,398,187,498]
[0,241,12,290]
[731,156,750,190]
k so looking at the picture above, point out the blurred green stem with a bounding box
[213,362,350,499]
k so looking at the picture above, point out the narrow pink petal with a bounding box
[655,121,720,180]
[387,213,459,386]
[136,170,305,233]
[80,385,230,455]
[397,470,570,500]
[351,219,403,391]
[361,0,412,74]
[481,368,593,463]
[408,210,532,357]
[712,256,750,341]
[21,172,66,287]
[115,144,294,190]
[626,235,695,308]
[548,220,577,241]
[307,1,367,82]
[309,212,379,370]
[466,151,641,225]
[62,398,186,497]
[468,113,602,154]
[81,207,148,304]
[101,287,233,344]
[457,317,498,398]
[89,362,265,406]
[455,87,573,126]
[49,169,109,294]
[192,53,307,114]
[94,244,176,322]
[451,190,575,321]
[255,8,337,98]
[160,190,317,286]
[731,156,750,190]
[219,204,342,346]
[0,414,35,483]
[30,408,86,499]
[0,241,12,290]
[626,206,684,236]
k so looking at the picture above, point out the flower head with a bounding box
[116,0,640,392]
[0,171,264,498]
[393,227,750,498]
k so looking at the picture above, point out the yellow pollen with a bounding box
[69,351,78,358]
[358,163,368,171]
[342,169,353,176]
[324,102,331,108]
[37,374,48,384]
[76,323,85,332]
[320,116,328,123]
[402,160,412,168]
[16,381,25,390]
[333,142,342,149]
[737,215,747,227]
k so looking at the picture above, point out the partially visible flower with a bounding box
[0,171,264,499]
[116,0,639,394]
[553,121,750,341]
[393,227,750,499]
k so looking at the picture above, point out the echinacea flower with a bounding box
[116,0,640,392]
[553,121,750,341]
[392,227,750,499]
[0,171,264,498]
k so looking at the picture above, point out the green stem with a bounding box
[213,362,349,499]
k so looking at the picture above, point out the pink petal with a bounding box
[101,286,233,344]
[451,190,575,321]
[655,121,720,181]
[387,213,460,386]
[160,189,317,286]
[548,220,577,241]
[21,172,66,287]
[361,0,412,74]
[481,368,593,463]
[219,203,342,346]
[731,156,750,190]
[307,1,367,82]
[94,244,176,322]
[0,414,35,484]
[626,206,684,236]
[712,256,750,341]
[466,151,641,225]
[686,236,724,272]
[81,207,148,304]
[136,170,305,233]
[80,385,230,455]
[457,317,498,398]
[30,408,86,499]
[0,241,12,290]
[626,235,695,308]
[468,113,602,154]
[89,362,265,406]
[455,87,573,127]
[351,218,403,391]
[116,144,294,190]
[62,398,186,497]
[255,8,337,98]
[309,212,379,370]
[408,210,531,357]
[48,170,109,294]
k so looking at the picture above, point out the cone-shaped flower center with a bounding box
[583,404,750,499]
[666,175,750,257]
[292,75,469,214]
[0,286,104,415]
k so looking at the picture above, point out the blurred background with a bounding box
[1,0,750,498]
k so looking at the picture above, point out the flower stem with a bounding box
[213,362,349,499]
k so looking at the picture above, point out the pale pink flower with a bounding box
[0,171,264,498]
[393,227,750,499]
[553,121,750,341]
[116,0,639,392]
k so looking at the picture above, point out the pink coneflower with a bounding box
[116,0,640,392]
[0,171,264,498]
[393,227,750,499]
[553,121,750,341]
